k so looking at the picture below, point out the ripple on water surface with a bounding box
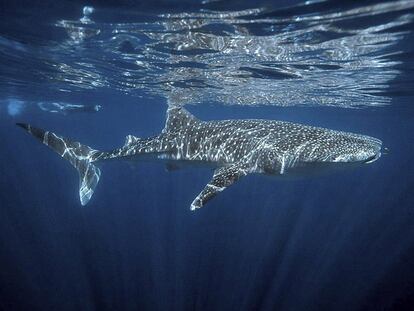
[0,0,413,109]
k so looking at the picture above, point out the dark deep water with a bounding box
[1,0,414,310]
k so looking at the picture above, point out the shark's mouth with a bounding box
[365,152,381,164]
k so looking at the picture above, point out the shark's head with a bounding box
[323,133,382,164]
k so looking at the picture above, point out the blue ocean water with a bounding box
[1,0,414,310]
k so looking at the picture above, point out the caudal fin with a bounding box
[17,123,101,206]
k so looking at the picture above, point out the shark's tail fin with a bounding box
[17,123,101,206]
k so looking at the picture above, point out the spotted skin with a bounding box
[17,107,382,209]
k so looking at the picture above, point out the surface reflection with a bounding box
[0,0,413,109]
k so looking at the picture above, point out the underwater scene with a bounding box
[1,0,414,310]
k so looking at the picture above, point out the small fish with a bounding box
[37,102,101,114]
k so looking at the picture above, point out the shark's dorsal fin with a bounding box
[163,106,200,133]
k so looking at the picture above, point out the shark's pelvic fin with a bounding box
[16,123,101,206]
[163,106,200,133]
[191,163,248,210]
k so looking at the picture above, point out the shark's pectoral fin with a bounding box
[190,164,248,210]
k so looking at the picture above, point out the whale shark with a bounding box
[17,106,382,210]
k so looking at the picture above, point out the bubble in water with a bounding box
[80,6,95,23]
[83,6,94,16]
[7,98,24,117]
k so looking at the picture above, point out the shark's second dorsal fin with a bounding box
[163,106,199,133]
[124,135,140,146]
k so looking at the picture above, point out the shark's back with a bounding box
[161,107,379,173]
[162,107,330,165]
[162,107,280,164]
